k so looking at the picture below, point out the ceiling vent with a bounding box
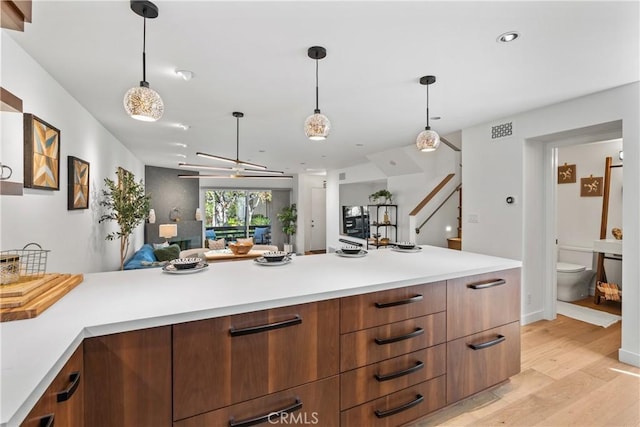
[491,122,513,139]
[339,172,346,180]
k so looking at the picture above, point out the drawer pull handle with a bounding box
[40,414,54,427]
[468,334,506,350]
[229,315,302,337]
[374,394,424,418]
[229,398,302,427]
[467,279,506,289]
[374,294,423,308]
[374,327,424,345]
[56,371,80,402]
[375,361,424,382]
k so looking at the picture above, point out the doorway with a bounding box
[310,187,326,252]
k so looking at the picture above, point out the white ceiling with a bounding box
[8,1,640,174]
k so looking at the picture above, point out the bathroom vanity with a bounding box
[1,246,521,427]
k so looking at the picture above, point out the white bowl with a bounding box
[262,251,288,262]
[171,257,201,270]
[341,245,362,255]
[395,242,416,250]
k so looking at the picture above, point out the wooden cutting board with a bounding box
[0,273,84,322]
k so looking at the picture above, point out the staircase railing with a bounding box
[415,184,461,234]
[409,173,455,216]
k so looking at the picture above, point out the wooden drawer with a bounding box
[341,281,446,333]
[447,321,521,404]
[341,312,446,372]
[447,268,520,340]
[173,299,340,420]
[174,376,339,427]
[21,343,84,427]
[340,344,446,410]
[340,375,446,427]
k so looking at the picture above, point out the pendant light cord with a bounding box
[425,83,430,130]
[315,59,320,113]
[142,16,147,83]
[236,116,240,162]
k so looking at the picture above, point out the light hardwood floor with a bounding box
[409,315,639,427]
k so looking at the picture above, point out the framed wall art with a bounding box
[580,175,603,197]
[23,114,60,190]
[68,156,90,210]
[557,163,576,184]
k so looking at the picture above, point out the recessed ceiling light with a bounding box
[355,143,364,147]
[175,153,187,158]
[176,123,190,130]
[173,142,188,148]
[175,70,194,81]
[258,149,266,153]
[497,31,520,43]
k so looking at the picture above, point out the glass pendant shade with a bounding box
[124,83,164,122]
[304,111,331,140]
[416,128,441,152]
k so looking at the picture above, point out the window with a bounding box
[204,190,273,241]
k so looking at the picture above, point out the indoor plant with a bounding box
[277,203,297,253]
[99,168,151,270]
[369,189,393,204]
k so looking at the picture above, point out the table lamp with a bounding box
[159,224,178,244]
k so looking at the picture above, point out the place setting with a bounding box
[335,245,368,258]
[162,257,209,274]
[390,242,422,253]
[254,251,292,267]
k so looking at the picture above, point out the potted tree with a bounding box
[99,168,151,270]
[277,203,297,253]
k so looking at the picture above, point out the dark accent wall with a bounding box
[144,166,202,248]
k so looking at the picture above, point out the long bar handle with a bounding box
[39,414,54,427]
[56,371,80,402]
[374,361,424,382]
[467,279,506,289]
[374,394,424,418]
[229,315,301,337]
[468,334,506,350]
[375,327,424,345]
[229,399,302,427]
[375,294,423,308]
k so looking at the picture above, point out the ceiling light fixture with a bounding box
[304,46,330,141]
[416,75,441,152]
[180,112,292,179]
[176,123,190,130]
[123,0,164,122]
[497,31,520,43]
[175,69,194,81]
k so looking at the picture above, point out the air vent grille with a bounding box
[339,172,346,180]
[491,122,513,139]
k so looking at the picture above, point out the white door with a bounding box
[310,187,326,251]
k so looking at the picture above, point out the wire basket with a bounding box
[0,243,50,285]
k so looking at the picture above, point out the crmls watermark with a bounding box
[267,411,319,425]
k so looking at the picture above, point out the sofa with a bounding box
[123,243,181,270]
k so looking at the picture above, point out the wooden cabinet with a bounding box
[84,326,172,427]
[21,343,83,427]
[173,299,339,421]
[174,376,340,427]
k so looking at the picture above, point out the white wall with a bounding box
[1,33,144,272]
[463,82,640,367]
[558,139,623,286]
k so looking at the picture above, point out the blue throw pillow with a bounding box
[124,244,158,270]
[205,229,216,240]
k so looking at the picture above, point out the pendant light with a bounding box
[304,46,330,140]
[416,75,440,152]
[123,0,164,122]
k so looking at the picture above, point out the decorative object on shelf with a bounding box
[123,0,164,122]
[148,208,156,223]
[159,223,178,244]
[169,207,182,222]
[304,46,330,140]
[178,112,291,179]
[368,189,393,204]
[379,237,390,245]
[383,210,390,224]
[99,168,151,270]
[278,203,297,253]
[23,113,60,190]
[416,75,440,152]
[612,227,623,240]
[195,207,202,221]
[580,175,603,197]
[67,156,89,210]
[557,163,576,184]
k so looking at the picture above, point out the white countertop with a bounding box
[0,246,520,426]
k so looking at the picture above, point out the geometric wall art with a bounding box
[557,163,576,184]
[580,175,603,197]
[23,114,60,190]
[68,156,89,210]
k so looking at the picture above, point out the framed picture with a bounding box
[580,176,603,197]
[68,156,90,210]
[23,114,60,190]
[557,163,576,184]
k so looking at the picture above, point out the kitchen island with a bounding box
[1,245,521,427]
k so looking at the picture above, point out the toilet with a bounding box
[557,262,591,302]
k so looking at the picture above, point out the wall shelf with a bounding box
[367,204,397,249]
